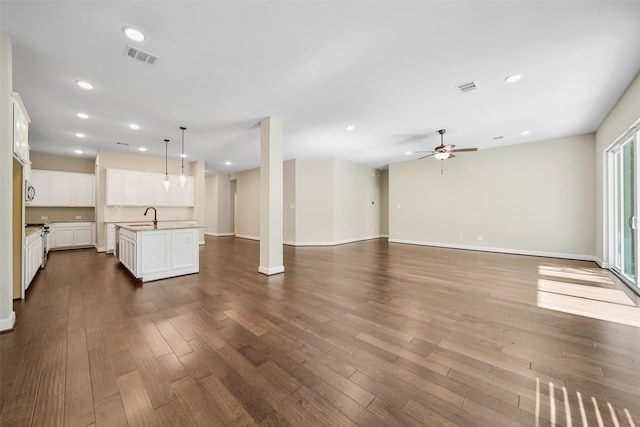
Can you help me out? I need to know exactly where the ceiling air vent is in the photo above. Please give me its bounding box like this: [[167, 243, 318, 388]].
[[456, 80, 477, 94], [123, 45, 159, 65]]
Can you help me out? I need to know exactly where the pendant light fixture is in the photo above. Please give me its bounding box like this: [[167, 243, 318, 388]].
[[177, 126, 189, 188], [162, 139, 171, 191]]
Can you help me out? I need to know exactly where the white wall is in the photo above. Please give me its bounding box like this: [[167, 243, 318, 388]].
[[595, 72, 640, 265], [0, 31, 15, 330], [389, 134, 596, 259]]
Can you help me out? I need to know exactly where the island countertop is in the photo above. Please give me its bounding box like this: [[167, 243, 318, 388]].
[[116, 222, 205, 232]]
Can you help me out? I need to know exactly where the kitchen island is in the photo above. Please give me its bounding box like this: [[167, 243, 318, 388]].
[[116, 222, 203, 282]]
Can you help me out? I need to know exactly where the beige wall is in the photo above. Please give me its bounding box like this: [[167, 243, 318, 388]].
[[595, 72, 640, 265], [95, 150, 200, 250], [283, 160, 296, 243], [389, 134, 596, 258], [295, 159, 334, 243], [380, 169, 389, 236], [12, 158, 22, 299], [333, 160, 382, 242], [30, 152, 94, 173], [1, 31, 15, 329], [204, 173, 233, 236], [230, 168, 261, 239]]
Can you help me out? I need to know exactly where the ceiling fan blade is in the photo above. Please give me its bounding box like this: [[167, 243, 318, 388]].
[[448, 153, 456, 158], [412, 150, 434, 154], [444, 144, 456, 150], [451, 148, 478, 152], [418, 154, 435, 160]]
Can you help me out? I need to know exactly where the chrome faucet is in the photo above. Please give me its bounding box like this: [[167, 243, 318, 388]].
[[144, 207, 158, 227]]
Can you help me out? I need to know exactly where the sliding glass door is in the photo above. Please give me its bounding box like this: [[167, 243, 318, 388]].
[[611, 132, 639, 291]]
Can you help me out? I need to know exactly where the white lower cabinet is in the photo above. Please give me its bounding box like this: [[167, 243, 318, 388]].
[[118, 228, 137, 275], [117, 227, 198, 282], [106, 224, 116, 253], [25, 230, 43, 289], [50, 222, 95, 249]]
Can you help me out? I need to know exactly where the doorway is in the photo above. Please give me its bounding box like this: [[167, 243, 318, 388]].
[[609, 129, 640, 293]]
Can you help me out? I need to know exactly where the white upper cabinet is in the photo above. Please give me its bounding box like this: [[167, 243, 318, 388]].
[[106, 168, 193, 207], [29, 169, 51, 206], [50, 172, 72, 206], [122, 171, 140, 206], [29, 170, 95, 207], [12, 92, 30, 165], [72, 173, 95, 206]]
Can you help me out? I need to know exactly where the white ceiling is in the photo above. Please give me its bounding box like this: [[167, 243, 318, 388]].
[[2, 1, 640, 174]]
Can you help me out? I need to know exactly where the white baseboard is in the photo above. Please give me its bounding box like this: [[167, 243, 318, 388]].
[[258, 265, 285, 275], [96, 246, 106, 253], [593, 257, 609, 268], [205, 232, 234, 237], [0, 311, 16, 332], [199, 240, 205, 245], [235, 234, 260, 241], [290, 235, 386, 247], [388, 238, 597, 262]]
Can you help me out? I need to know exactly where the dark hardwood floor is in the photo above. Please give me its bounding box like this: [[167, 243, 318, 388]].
[[1, 237, 639, 426]]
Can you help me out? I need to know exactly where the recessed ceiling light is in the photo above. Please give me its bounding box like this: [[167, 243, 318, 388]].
[[520, 130, 531, 135], [404, 151, 412, 156], [181, 154, 187, 158], [345, 125, 355, 131], [76, 112, 89, 119], [123, 26, 146, 42], [75, 80, 94, 90], [138, 147, 147, 152], [504, 74, 522, 83], [129, 123, 140, 130], [75, 133, 86, 138], [224, 161, 232, 166], [493, 136, 504, 140], [74, 149, 83, 154]]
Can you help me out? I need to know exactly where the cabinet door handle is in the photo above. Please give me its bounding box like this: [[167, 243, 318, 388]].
[[630, 216, 638, 230]]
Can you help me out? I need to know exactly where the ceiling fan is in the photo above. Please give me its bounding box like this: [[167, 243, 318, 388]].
[[414, 129, 478, 160]]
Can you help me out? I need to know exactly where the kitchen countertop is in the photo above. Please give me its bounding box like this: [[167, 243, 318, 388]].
[[25, 226, 43, 236], [117, 222, 204, 232]]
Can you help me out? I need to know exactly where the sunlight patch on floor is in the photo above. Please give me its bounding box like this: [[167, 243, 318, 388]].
[[535, 378, 638, 427], [537, 278, 636, 306], [536, 265, 639, 328], [538, 265, 615, 285]]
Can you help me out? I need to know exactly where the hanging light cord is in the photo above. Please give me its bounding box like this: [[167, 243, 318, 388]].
[[180, 126, 186, 174], [164, 139, 169, 179]]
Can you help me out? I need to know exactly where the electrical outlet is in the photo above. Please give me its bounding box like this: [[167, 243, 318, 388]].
[[41, 216, 48, 220], [75, 216, 82, 220], [477, 235, 483, 241], [396, 204, 401, 209], [459, 235, 463, 240], [396, 230, 400, 235], [289, 204, 295, 209]]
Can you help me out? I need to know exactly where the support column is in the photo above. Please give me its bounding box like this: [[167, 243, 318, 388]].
[[259, 116, 284, 275]]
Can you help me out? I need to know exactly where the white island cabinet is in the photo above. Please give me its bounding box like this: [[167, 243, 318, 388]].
[[117, 223, 200, 282]]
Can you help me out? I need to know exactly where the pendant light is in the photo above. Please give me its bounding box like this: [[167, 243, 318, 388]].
[[177, 126, 189, 188], [162, 139, 171, 191]]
